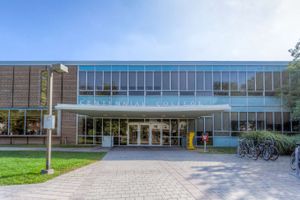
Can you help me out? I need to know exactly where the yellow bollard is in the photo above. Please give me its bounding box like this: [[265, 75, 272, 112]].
[[187, 131, 195, 150]]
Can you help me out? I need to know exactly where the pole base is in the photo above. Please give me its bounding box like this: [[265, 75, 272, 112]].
[[41, 169, 54, 175]]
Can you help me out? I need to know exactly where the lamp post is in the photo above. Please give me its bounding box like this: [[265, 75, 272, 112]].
[[41, 64, 68, 175]]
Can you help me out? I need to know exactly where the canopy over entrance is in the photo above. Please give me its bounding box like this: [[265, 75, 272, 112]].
[[55, 104, 231, 118]]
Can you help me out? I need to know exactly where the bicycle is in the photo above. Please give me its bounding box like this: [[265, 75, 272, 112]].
[[290, 143, 300, 171]]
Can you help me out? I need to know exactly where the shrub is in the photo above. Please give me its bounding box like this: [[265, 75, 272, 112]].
[[240, 131, 300, 155]]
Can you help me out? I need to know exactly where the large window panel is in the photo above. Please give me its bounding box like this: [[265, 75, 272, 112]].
[[103, 71, 111, 91], [120, 72, 127, 90], [0, 111, 8, 135], [247, 72, 255, 91], [196, 72, 204, 90], [205, 72, 212, 90], [282, 71, 289, 87], [256, 72, 263, 91], [103, 119, 111, 136], [78, 116, 86, 135], [213, 72, 221, 90], [171, 71, 178, 90], [257, 112, 265, 130], [180, 71, 186, 91], [231, 112, 238, 131], [79, 71, 86, 90], [162, 71, 170, 90], [274, 112, 282, 131], [154, 71, 161, 90], [146, 72, 153, 90], [265, 72, 272, 90], [87, 71, 94, 90], [230, 72, 238, 91], [95, 72, 103, 91], [238, 72, 246, 91], [26, 110, 41, 135], [187, 71, 195, 90], [111, 119, 119, 137], [223, 112, 230, 131], [112, 72, 119, 91], [222, 72, 229, 91], [266, 112, 273, 131], [273, 72, 281, 90], [248, 112, 256, 131], [95, 118, 102, 136], [10, 110, 25, 135], [239, 112, 247, 131], [214, 113, 221, 130], [137, 72, 144, 90], [129, 72, 136, 90]]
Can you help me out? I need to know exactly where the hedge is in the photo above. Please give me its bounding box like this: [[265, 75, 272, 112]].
[[240, 131, 300, 155]]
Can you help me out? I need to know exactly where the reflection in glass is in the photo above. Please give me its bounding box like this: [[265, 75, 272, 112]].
[[137, 72, 144, 90], [265, 72, 272, 90], [283, 112, 291, 132], [0, 111, 8, 135], [10, 110, 25, 135], [239, 72, 246, 91], [266, 112, 273, 131], [188, 71, 195, 90], [120, 72, 127, 90], [103, 119, 111, 136], [247, 72, 255, 91], [205, 72, 212, 90], [257, 112, 265, 130], [273, 72, 281, 90], [213, 72, 221, 90], [223, 112, 230, 131], [171, 72, 178, 90], [112, 72, 119, 90], [154, 72, 161, 90], [222, 72, 229, 90], [26, 110, 41, 135], [79, 71, 86, 90], [104, 72, 111, 91], [87, 71, 94, 90], [196, 72, 204, 90], [95, 72, 103, 91], [162, 72, 170, 90], [274, 112, 282, 131], [239, 112, 247, 131], [146, 72, 153, 90], [129, 72, 136, 90], [95, 118, 102, 136], [230, 72, 238, 90], [231, 112, 238, 131], [248, 112, 256, 131], [214, 113, 221, 130], [256, 72, 263, 91], [129, 125, 138, 144]]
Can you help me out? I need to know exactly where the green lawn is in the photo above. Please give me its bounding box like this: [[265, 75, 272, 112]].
[[0, 151, 106, 185], [197, 147, 236, 154]]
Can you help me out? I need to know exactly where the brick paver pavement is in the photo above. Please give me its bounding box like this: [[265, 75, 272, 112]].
[[0, 148, 299, 200]]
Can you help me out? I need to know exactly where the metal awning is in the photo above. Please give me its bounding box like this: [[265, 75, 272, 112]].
[[55, 104, 231, 118]]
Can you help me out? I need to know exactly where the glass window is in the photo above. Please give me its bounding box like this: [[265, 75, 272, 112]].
[[205, 72, 212, 90], [111, 119, 119, 136], [95, 118, 102, 136], [213, 72, 221, 90], [10, 110, 25, 135], [196, 117, 204, 136], [78, 116, 86, 135], [162, 119, 170, 145], [239, 112, 247, 131], [214, 113, 221, 130], [154, 72, 161, 90], [162, 71, 170, 90], [180, 71, 186, 91], [95, 72, 103, 91], [256, 72, 263, 91], [187, 71, 195, 90], [196, 72, 204, 90], [120, 72, 127, 90], [248, 112, 256, 131], [26, 110, 41, 135], [230, 72, 238, 91], [0, 110, 8, 135], [79, 71, 86, 90], [265, 72, 272, 90], [223, 112, 230, 131], [137, 72, 144, 90], [179, 119, 187, 138], [222, 72, 229, 91], [112, 72, 119, 91], [238, 72, 246, 91], [274, 112, 282, 131], [129, 72, 136, 90], [231, 112, 238, 131], [204, 118, 213, 136], [171, 71, 178, 90], [273, 72, 281, 90], [247, 72, 255, 91], [171, 119, 178, 137], [283, 112, 291, 132], [282, 71, 289, 86], [292, 119, 300, 132], [103, 72, 111, 91], [103, 119, 111, 136], [146, 72, 153, 90], [266, 112, 273, 131], [120, 119, 127, 137], [86, 117, 94, 136], [87, 71, 94, 90], [257, 112, 265, 130]]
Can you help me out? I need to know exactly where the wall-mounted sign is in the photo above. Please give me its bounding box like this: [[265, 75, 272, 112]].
[[43, 115, 55, 129]]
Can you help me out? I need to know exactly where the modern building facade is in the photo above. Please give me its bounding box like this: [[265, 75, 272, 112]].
[[0, 61, 298, 147]]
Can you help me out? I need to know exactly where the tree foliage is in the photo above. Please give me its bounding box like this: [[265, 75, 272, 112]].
[[281, 39, 300, 119]]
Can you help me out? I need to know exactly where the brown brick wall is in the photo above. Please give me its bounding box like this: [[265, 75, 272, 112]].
[[0, 67, 13, 107], [13, 66, 30, 107]]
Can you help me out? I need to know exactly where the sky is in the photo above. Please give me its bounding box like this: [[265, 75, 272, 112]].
[[0, 0, 299, 61]]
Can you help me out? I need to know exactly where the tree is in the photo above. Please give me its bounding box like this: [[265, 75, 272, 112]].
[[281, 39, 300, 119]]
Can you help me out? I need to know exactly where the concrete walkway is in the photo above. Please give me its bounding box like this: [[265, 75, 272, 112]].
[[0, 148, 299, 200]]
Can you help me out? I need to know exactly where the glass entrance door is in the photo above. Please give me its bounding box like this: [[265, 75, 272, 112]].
[[151, 124, 161, 145], [140, 125, 149, 145], [128, 125, 138, 145]]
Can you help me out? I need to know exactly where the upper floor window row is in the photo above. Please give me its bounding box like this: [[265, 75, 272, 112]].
[[78, 71, 289, 96]]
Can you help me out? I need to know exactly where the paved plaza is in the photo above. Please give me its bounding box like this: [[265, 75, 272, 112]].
[[0, 148, 299, 200]]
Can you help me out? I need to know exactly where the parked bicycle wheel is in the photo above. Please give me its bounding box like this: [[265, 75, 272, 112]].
[[270, 146, 279, 161], [263, 147, 271, 161]]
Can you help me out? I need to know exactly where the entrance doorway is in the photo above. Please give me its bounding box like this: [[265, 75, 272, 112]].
[[127, 122, 162, 146]]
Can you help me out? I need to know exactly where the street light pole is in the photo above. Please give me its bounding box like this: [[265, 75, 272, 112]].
[[41, 64, 68, 175]]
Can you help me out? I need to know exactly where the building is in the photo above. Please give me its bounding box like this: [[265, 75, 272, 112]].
[[0, 61, 298, 147]]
